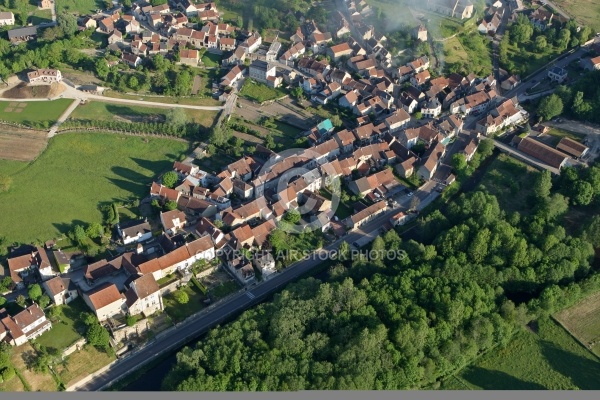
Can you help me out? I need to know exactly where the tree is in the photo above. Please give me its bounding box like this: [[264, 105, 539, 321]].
[[58, 11, 78, 37], [330, 115, 342, 128], [290, 86, 304, 99], [150, 0, 167, 5], [28, 284, 42, 302], [264, 134, 276, 150], [452, 153, 467, 174], [162, 171, 178, 188], [537, 94, 563, 121], [166, 108, 188, 128], [478, 139, 495, 159], [534, 36, 547, 52], [414, 111, 423, 120], [0, 296, 6, 307], [126, 315, 136, 326], [572, 91, 592, 119], [128, 75, 139, 90], [209, 124, 231, 147], [556, 29, 571, 50], [86, 222, 104, 239], [15, 294, 26, 308], [70, 224, 87, 243], [283, 209, 301, 224], [338, 241, 350, 262], [165, 200, 178, 211], [571, 181, 594, 206], [533, 170, 552, 198], [38, 295, 50, 309], [173, 289, 189, 304], [95, 58, 109, 79], [583, 215, 600, 248], [86, 323, 111, 350]]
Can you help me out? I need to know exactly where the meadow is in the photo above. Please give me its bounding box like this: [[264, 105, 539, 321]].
[[555, 291, 600, 357], [0, 132, 188, 244], [0, 99, 73, 127], [239, 80, 288, 103]]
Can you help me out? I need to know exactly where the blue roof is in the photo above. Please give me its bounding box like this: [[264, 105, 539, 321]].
[[317, 119, 334, 134]]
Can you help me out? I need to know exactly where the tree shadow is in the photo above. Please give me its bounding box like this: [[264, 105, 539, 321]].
[[52, 220, 89, 235], [129, 157, 174, 174], [107, 178, 146, 198], [462, 367, 547, 390], [541, 340, 600, 390], [21, 349, 37, 370]]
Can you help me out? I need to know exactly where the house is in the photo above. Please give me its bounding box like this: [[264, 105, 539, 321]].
[[249, 60, 277, 85], [125, 18, 141, 34], [0, 11, 14, 26], [240, 32, 262, 54], [220, 65, 245, 87], [408, 56, 430, 73], [390, 211, 409, 226], [476, 98, 524, 135], [384, 109, 411, 132], [556, 137, 589, 159], [39, 0, 52, 8], [220, 37, 236, 51], [344, 201, 387, 230], [463, 138, 479, 162], [180, 49, 199, 66], [150, 182, 181, 202], [334, 129, 356, 153], [83, 283, 125, 321], [338, 90, 359, 109], [122, 53, 142, 68], [411, 70, 431, 88], [501, 75, 521, 91], [418, 141, 446, 180], [226, 254, 255, 284], [52, 249, 84, 273], [98, 16, 117, 33], [400, 124, 441, 149], [27, 69, 62, 84], [0, 304, 52, 346], [252, 251, 276, 277], [583, 56, 600, 71], [160, 210, 187, 234], [7, 246, 53, 287], [7, 26, 38, 44], [43, 276, 78, 306], [117, 220, 152, 245], [529, 7, 562, 30], [124, 274, 162, 317], [107, 30, 123, 44], [327, 42, 353, 61], [427, 0, 474, 19], [478, 12, 502, 34], [548, 66, 567, 83], [414, 25, 427, 41], [421, 99, 442, 118], [348, 168, 398, 197], [517, 137, 569, 170]]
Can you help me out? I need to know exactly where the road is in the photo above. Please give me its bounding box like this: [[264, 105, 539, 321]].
[[69, 180, 438, 391], [49, 98, 81, 137], [492, 0, 512, 83]]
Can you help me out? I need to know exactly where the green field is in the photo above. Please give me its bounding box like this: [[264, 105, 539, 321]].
[[200, 52, 222, 68], [442, 317, 600, 390], [56, 0, 103, 14], [239, 80, 288, 103], [0, 99, 73, 127], [556, 291, 600, 357], [163, 285, 206, 323], [552, 0, 600, 32], [477, 153, 538, 214], [35, 298, 88, 351], [444, 36, 469, 68], [0, 132, 188, 244], [70, 101, 219, 130]]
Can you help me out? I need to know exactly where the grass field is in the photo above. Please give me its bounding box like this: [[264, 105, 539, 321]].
[[11, 343, 57, 391], [56, 345, 116, 387], [163, 285, 206, 323], [442, 317, 600, 390], [0, 133, 188, 244], [0, 99, 73, 127], [444, 36, 469, 68], [200, 52, 222, 68], [239, 80, 288, 103], [29, 8, 52, 24], [35, 298, 88, 352], [477, 153, 538, 214], [552, 0, 600, 32], [555, 291, 600, 357], [55, 0, 103, 14], [71, 101, 219, 130]]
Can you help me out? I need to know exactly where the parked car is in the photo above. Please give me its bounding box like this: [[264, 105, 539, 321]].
[[407, 192, 414, 197]]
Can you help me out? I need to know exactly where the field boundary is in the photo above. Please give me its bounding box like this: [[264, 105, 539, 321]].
[[56, 128, 191, 143], [552, 314, 600, 362]]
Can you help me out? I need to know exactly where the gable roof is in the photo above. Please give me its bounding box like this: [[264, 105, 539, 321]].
[[85, 283, 122, 311]]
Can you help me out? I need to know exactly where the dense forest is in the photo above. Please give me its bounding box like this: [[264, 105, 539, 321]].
[[551, 71, 600, 124], [163, 164, 600, 390]]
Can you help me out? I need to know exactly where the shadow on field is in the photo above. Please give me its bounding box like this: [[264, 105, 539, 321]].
[[53, 220, 88, 235], [130, 157, 175, 175], [541, 341, 600, 390], [461, 367, 546, 390]]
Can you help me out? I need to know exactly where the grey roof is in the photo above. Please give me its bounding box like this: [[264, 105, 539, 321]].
[[8, 26, 37, 39]]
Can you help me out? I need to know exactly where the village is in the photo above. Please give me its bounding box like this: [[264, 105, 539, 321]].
[[0, 0, 600, 391]]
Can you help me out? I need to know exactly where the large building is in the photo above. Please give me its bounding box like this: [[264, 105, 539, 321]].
[[249, 60, 280, 87], [0, 304, 52, 346], [517, 137, 569, 170], [27, 69, 62, 84], [0, 11, 14, 26]]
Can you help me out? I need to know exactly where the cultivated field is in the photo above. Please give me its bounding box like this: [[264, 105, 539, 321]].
[[552, 0, 600, 32], [0, 132, 188, 244], [555, 291, 600, 357], [0, 129, 49, 161], [1, 82, 65, 100], [441, 317, 600, 390]]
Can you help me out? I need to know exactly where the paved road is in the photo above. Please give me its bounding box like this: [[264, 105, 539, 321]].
[[69, 180, 437, 391], [49, 98, 81, 137]]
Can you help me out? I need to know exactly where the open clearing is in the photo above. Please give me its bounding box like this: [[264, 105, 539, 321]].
[[551, 0, 600, 32], [1, 82, 65, 100], [0, 128, 49, 161], [71, 101, 219, 130], [55, 0, 102, 15], [441, 317, 600, 390], [239, 80, 288, 103], [56, 345, 116, 388], [11, 343, 57, 391], [0, 132, 188, 244], [555, 291, 600, 357]]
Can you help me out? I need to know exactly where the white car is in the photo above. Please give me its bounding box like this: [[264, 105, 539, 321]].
[[407, 192, 413, 197]]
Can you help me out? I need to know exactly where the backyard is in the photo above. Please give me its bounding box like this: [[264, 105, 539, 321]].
[[0, 132, 188, 244], [440, 317, 600, 390], [35, 298, 89, 352], [55, 0, 103, 15], [239, 80, 288, 103], [0, 99, 73, 128], [163, 284, 206, 323]]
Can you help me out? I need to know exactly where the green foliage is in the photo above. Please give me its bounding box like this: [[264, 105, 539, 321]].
[[164, 200, 178, 211], [571, 181, 594, 206], [162, 171, 179, 189], [0, 277, 13, 292], [533, 170, 552, 198], [537, 94, 563, 121], [583, 215, 600, 248], [173, 289, 190, 304], [38, 295, 51, 309], [15, 294, 26, 308], [86, 222, 104, 239], [190, 277, 207, 295], [57, 11, 78, 37], [28, 284, 43, 302], [86, 322, 111, 350], [126, 315, 136, 327], [166, 108, 188, 128]]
